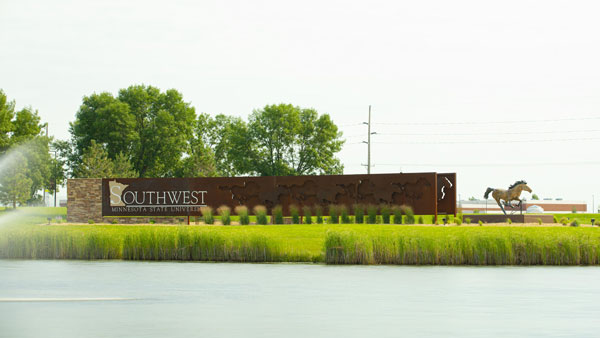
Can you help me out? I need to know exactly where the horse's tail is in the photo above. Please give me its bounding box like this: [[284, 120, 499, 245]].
[[484, 187, 494, 199]]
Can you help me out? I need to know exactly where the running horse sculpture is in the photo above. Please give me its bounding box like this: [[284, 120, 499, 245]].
[[484, 180, 532, 216]]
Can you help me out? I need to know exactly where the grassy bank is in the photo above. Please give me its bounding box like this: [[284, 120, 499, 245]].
[[1, 208, 600, 265], [324, 227, 600, 265]]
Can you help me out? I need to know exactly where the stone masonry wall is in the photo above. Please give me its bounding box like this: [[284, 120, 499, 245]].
[[67, 178, 103, 223], [67, 179, 189, 224]]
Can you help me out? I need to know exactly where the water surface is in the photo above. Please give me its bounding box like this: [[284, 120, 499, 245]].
[[1, 260, 599, 338]]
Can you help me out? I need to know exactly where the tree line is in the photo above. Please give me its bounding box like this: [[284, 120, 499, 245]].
[[0, 85, 345, 207]]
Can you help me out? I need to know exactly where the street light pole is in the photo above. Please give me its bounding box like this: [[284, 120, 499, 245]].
[[54, 150, 57, 208]]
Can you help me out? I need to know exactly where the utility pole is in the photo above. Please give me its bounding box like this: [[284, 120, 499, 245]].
[[361, 105, 376, 174], [367, 105, 371, 174]]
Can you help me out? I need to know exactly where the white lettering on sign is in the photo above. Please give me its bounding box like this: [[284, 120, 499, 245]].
[[107, 180, 208, 211]]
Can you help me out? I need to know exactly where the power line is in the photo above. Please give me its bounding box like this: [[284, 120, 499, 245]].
[[372, 116, 600, 126], [339, 123, 365, 127], [362, 161, 600, 167], [371, 136, 600, 145], [375, 129, 600, 137], [346, 161, 600, 167]]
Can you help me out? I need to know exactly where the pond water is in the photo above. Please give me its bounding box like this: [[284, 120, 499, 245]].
[[1, 260, 599, 338]]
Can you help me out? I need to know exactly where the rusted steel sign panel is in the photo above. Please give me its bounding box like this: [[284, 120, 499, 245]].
[[102, 172, 456, 217], [437, 173, 457, 216]]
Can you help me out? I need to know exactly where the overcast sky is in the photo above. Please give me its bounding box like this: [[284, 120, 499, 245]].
[[1, 0, 599, 209]]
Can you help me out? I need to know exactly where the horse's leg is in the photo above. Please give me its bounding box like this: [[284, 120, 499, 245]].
[[496, 198, 506, 216]]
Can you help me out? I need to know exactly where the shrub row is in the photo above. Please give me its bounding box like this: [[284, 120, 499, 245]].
[[192, 204, 418, 225]]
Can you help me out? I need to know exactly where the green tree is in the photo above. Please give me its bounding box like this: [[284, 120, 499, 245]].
[[532, 194, 539, 200], [20, 136, 52, 203], [70, 92, 136, 163], [70, 85, 198, 177], [12, 107, 44, 143], [0, 90, 15, 153], [111, 152, 138, 178], [51, 139, 77, 179], [75, 140, 114, 178], [239, 104, 344, 176], [0, 152, 32, 208], [194, 113, 250, 176], [175, 145, 218, 177]]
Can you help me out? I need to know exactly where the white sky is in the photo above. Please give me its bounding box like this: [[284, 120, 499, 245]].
[[1, 0, 599, 210]]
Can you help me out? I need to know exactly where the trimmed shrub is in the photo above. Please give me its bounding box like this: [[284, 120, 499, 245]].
[[289, 204, 300, 224], [418, 216, 424, 224], [380, 204, 391, 224], [315, 205, 323, 224], [201, 206, 214, 224], [272, 205, 284, 225], [254, 205, 268, 225], [473, 209, 480, 214], [506, 218, 512, 224], [553, 215, 559, 223], [537, 218, 542, 225], [329, 205, 340, 224], [465, 217, 471, 224], [88, 219, 94, 224], [478, 220, 483, 226], [235, 206, 249, 225], [570, 219, 580, 227], [111, 219, 118, 224], [392, 206, 403, 224], [354, 204, 365, 224], [366, 204, 378, 224], [560, 217, 568, 226], [218, 205, 231, 225], [149, 219, 155, 224], [455, 217, 462, 225], [302, 206, 312, 224], [340, 205, 351, 224]]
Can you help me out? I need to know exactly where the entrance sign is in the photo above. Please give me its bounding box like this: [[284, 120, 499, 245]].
[[101, 173, 456, 217]]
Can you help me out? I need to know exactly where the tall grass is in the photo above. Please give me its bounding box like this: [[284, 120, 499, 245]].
[[340, 205, 351, 224], [328, 205, 339, 224], [402, 205, 415, 224], [3, 221, 600, 265], [272, 205, 284, 225], [380, 204, 391, 224], [218, 205, 231, 225], [315, 205, 323, 224], [302, 206, 312, 225], [253, 205, 268, 225], [201, 206, 214, 225], [392, 206, 403, 224], [289, 204, 300, 224], [366, 204, 377, 224], [235, 206, 249, 225], [353, 204, 364, 224], [324, 228, 600, 265], [0, 226, 314, 262]]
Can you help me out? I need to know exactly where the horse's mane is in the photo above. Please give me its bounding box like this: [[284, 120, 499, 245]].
[[508, 180, 527, 189]]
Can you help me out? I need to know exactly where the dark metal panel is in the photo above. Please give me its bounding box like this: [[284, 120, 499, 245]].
[[436, 173, 457, 216], [101, 172, 446, 217]]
